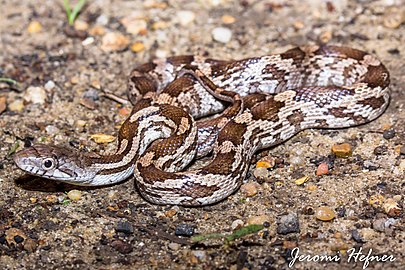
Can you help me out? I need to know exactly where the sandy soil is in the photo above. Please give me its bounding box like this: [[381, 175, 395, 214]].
[[0, 0, 404, 269]]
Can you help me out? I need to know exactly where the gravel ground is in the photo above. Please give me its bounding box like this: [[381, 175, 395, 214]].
[[0, 0, 404, 269]]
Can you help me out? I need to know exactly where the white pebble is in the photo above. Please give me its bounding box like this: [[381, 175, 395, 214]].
[[155, 49, 168, 58], [231, 219, 244, 230], [45, 125, 60, 135], [67, 190, 82, 201], [96, 15, 109, 26], [44, 80, 55, 91], [24, 86, 46, 104], [191, 250, 207, 261], [176, 10, 195, 26], [211, 27, 232, 43], [82, 37, 95, 46]]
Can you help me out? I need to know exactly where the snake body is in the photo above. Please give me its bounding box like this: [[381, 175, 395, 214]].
[[14, 45, 390, 206]]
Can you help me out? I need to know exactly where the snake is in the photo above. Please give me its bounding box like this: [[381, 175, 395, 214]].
[[13, 45, 390, 206]]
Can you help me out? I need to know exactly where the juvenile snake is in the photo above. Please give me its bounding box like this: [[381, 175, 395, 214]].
[[13, 45, 390, 206]]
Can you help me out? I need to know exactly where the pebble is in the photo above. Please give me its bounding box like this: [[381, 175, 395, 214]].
[[276, 212, 300, 235], [363, 160, 379, 170], [373, 145, 388, 155], [80, 98, 96, 110], [383, 198, 401, 217], [152, 21, 168, 30], [293, 20, 304, 30], [8, 99, 24, 112], [176, 10, 196, 26], [331, 143, 352, 157], [231, 219, 244, 230], [27, 21, 42, 33], [351, 229, 365, 243], [240, 182, 259, 197], [24, 86, 46, 104], [247, 215, 269, 225], [383, 7, 404, 29], [89, 25, 106, 36], [212, 27, 232, 43], [191, 250, 207, 261], [82, 88, 99, 101], [400, 146, 405, 155], [369, 194, 384, 208], [175, 224, 194, 236], [383, 129, 395, 139], [165, 206, 179, 218], [315, 206, 335, 221], [23, 238, 38, 252], [0, 96, 6, 114], [120, 17, 147, 35], [101, 32, 129, 52], [256, 156, 275, 169], [90, 134, 115, 144], [67, 190, 82, 201], [115, 220, 134, 234], [155, 49, 168, 58], [372, 218, 386, 232], [44, 80, 56, 91], [5, 228, 26, 245], [130, 42, 145, 53], [82, 37, 95, 46], [253, 167, 270, 180], [96, 14, 109, 26], [168, 242, 180, 251], [46, 195, 58, 203], [316, 162, 329, 176], [221, 15, 236, 24], [111, 239, 133, 254], [74, 20, 89, 31], [295, 175, 309, 185], [45, 125, 59, 135]]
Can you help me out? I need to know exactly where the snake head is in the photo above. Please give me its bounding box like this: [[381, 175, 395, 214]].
[[13, 144, 98, 184]]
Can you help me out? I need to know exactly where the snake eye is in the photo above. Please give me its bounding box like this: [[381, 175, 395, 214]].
[[42, 158, 55, 170]]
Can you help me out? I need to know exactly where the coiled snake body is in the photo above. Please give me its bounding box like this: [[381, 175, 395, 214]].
[[14, 45, 390, 206]]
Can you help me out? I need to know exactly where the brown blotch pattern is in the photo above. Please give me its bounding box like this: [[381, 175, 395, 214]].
[[217, 120, 248, 145], [250, 97, 285, 122], [362, 64, 390, 89], [179, 182, 221, 199], [357, 96, 386, 110], [287, 109, 305, 127]]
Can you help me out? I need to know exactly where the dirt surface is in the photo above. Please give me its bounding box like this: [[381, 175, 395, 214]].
[[0, 0, 404, 269]]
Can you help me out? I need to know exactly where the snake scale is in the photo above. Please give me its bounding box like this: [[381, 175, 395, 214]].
[[14, 45, 390, 206]]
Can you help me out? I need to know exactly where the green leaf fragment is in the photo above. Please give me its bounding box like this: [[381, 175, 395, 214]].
[[191, 224, 264, 243]]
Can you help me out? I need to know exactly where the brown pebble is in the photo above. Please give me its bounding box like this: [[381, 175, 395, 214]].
[[111, 239, 133, 254], [369, 194, 385, 208], [331, 143, 352, 157], [130, 42, 146, 52], [5, 228, 27, 245], [315, 206, 335, 221], [0, 96, 6, 114], [101, 32, 129, 52], [165, 207, 178, 218], [23, 238, 38, 252], [27, 21, 42, 33], [316, 162, 329, 176], [383, 198, 401, 217], [89, 25, 106, 36], [221, 15, 236, 24], [253, 167, 270, 180], [247, 215, 269, 225], [256, 155, 276, 169], [240, 182, 259, 197]]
